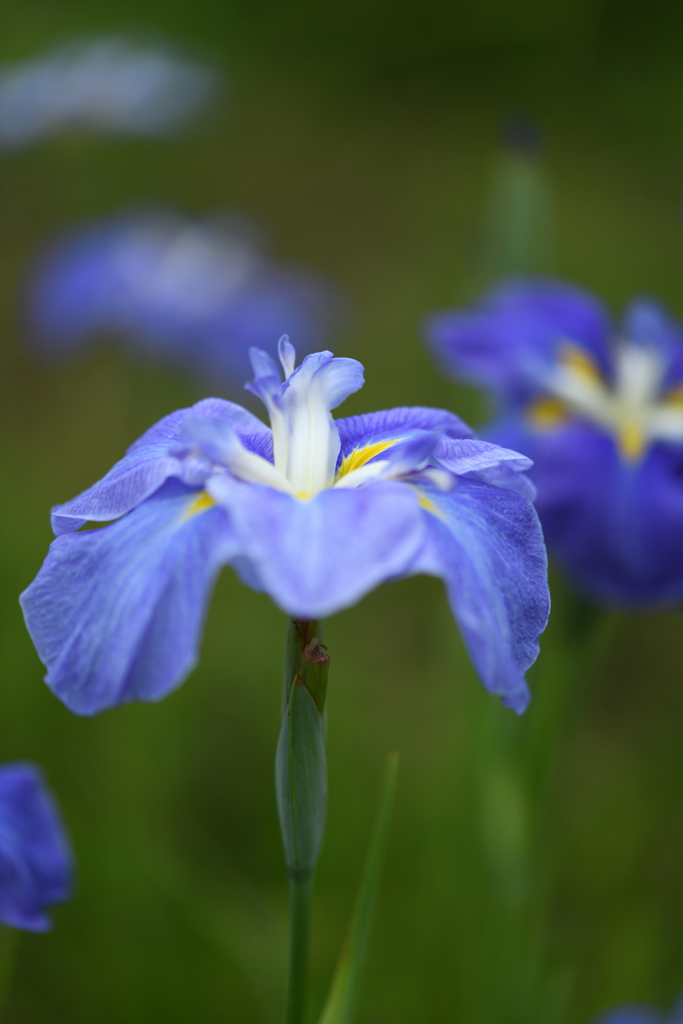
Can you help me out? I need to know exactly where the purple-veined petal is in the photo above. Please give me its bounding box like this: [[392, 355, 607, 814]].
[[410, 478, 549, 712], [425, 277, 612, 405], [434, 437, 536, 498], [490, 417, 683, 606], [337, 407, 474, 460], [22, 481, 235, 715], [380, 430, 441, 475], [207, 476, 425, 618], [0, 763, 73, 932], [335, 430, 443, 490], [51, 398, 271, 535]]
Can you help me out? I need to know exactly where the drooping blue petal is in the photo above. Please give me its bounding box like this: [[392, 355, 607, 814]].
[[410, 477, 549, 712], [21, 482, 235, 715], [434, 437, 536, 498], [51, 398, 270, 535], [337, 406, 474, 458], [0, 763, 73, 932], [489, 417, 683, 605], [425, 278, 612, 405], [207, 476, 425, 618]]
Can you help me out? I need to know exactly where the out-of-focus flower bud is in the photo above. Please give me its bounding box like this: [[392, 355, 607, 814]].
[[276, 620, 330, 880], [482, 115, 555, 280]]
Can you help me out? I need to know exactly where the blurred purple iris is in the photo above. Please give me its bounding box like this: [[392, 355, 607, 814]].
[[25, 210, 348, 390], [0, 763, 72, 931], [0, 36, 222, 152], [595, 993, 683, 1024], [21, 339, 549, 717], [426, 279, 683, 605]]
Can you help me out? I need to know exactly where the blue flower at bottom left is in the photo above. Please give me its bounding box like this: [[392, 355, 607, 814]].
[[0, 763, 73, 931], [594, 993, 683, 1024]]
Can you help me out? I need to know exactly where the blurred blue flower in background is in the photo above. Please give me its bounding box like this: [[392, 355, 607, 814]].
[[25, 210, 348, 390], [0, 36, 222, 153], [595, 993, 683, 1023], [0, 763, 72, 932], [426, 278, 683, 605], [21, 339, 549, 717]]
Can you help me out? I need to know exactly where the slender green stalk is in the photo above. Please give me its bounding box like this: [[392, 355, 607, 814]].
[[285, 875, 314, 1024]]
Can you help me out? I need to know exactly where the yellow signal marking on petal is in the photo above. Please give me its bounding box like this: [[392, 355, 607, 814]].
[[618, 422, 646, 462], [180, 491, 216, 522], [336, 438, 402, 480], [662, 384, 683, 407], [526, 396, 568, 429], [559, 342, 604, 383], [417, 491, 442, 517]]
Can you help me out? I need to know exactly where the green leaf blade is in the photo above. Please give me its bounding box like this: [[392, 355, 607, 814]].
[[317, 752, 399, 1024]]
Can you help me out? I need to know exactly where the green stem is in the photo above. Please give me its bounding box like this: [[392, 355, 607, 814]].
[[285, 875, 314, 1024]]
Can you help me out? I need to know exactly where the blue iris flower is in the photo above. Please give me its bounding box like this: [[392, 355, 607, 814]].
[[595, 993, 683, 1024], [21, 339, 549, 716], [26, 210, 347, 389], [0, 36, 222, 153], [426, 278, 683, 605], [0, 763, 73, 931]]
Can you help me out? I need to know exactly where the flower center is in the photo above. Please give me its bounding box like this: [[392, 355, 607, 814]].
[[245, 338, 366, 496], [188, 341, 445, 501], [528, 341, 683, 461]]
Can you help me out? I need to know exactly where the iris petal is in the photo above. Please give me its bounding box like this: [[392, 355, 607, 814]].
[[51, 398, 271, 535], [435, 437, 536, 498], [411, 478, 549, 712], [623, 298, 683, 390], [337, 407, 473, 459], [208, 476, 425, 618], [493, 417, 683, 605], [285, 350, 365, 412], [425, 278, 612, 404], [0, 763, 72, 932], [22, 482, 235, 714]]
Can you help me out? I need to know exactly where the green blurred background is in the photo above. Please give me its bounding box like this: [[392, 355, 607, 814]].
[[2, 0, 683, 1021]]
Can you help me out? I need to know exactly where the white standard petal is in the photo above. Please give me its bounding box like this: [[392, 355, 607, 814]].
[[278, 334, 296, 378], [282, 353, 364, 495]]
